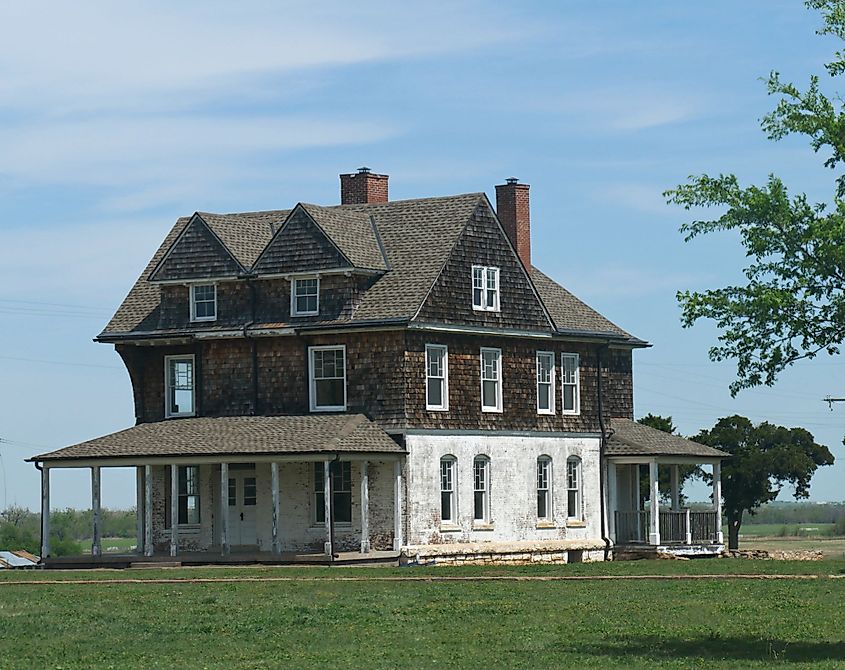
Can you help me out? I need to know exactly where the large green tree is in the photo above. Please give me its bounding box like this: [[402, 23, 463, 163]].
[[636, 414, 702, 506], [694, 415, 834, 550], [666, 1, 845, 396]]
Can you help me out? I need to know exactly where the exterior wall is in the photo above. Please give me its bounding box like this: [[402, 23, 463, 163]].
[[150, 460, 396, 553], [253, 208, 347, 275], [404, 433, 602, 546]]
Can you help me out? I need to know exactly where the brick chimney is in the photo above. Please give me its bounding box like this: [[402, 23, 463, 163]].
[[340, 167, 389, 204], [495, 177, 531, 269]]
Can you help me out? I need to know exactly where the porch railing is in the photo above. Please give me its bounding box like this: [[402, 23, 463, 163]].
[[614, 510, 719, 545]]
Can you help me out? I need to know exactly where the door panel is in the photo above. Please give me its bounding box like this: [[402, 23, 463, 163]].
[[226, 472, 257, 546]]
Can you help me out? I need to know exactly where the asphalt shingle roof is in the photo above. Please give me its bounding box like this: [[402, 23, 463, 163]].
[[607, 418, 729, 459], [32, 415, 403, 462]]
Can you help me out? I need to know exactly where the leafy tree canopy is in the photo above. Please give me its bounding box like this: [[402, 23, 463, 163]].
[[666, 0, 845, 396]]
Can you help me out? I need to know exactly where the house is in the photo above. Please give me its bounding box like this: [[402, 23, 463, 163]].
[[30, 169, 727, 566]]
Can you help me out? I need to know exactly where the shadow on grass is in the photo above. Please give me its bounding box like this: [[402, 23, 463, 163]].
[[581, 635, 845, 663]]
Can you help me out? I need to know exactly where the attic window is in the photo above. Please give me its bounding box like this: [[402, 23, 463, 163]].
[[190, 284, 216, 322], [472, 265, 500, 312], [292, 276, 320, 316]]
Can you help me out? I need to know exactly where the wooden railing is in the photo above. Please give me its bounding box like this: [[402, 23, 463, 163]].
[[615, 510, 719, 545], [690, 510, 718, 543], [615, 510, 649, 543]]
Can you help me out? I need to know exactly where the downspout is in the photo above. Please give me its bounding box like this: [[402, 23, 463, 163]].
[[596, 344, 614, 561]]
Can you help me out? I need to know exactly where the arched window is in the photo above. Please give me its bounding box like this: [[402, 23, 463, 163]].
[[473, 455, 490, 522], [537, 456, 552, 520], [440, 456, 457, 523], [567, 457, 582, 520]]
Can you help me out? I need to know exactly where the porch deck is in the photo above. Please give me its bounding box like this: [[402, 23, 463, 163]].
[[42, 550, 400, 570]]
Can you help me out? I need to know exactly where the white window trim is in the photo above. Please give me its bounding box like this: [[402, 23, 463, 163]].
[[537, 456, 553, 521], [425, 344, 449, 411], [308, 345, 347, 412], [312, 462, 353, 528], [480, 347, 503, 413], [439, 455, 457, 525], [471, 265, 500, 312], [291, 275, 320, 317], [536, 351, 556, 415], [189, 284, 217, 323], [473, 455, 491, 523], [164, 354, 196, 418], [567, 456, 582, 521], [561, 352, 581, 416]]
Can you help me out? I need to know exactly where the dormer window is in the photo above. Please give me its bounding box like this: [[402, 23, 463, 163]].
[[472, 265, 499, 311], [190, 284, 216, 322], [292, 276, 320, 316]]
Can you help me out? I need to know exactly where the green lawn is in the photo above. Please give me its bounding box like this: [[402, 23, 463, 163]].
[[2, 562, 844, 669]]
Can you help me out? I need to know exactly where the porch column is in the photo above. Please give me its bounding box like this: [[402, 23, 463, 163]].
[[135, 467, 144, 555], [40, 465, 50, 559], [648, 459, 660, 545], [670, 464, 680, 511], [323, 460, 332, 557], [170, 464, 178, 557], [144, 465, 153, 557], [220, 463, 230, 556], [393, 460, 404, 551], [607, 462, 617, 542], [684, 508, 692, 545], [91, 466, 102, 558], [270, 462, 281, 555], [360, 461, 370, 554], [713, 461, 724, 544]]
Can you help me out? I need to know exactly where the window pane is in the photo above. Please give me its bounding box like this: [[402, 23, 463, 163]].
[[228, 478, 236, 507], [244, 477, 257, 506], [563, 385, 575, 411], [335, 492, 352, 523], [474, 491, 485, 520], [316, 379, 344, 407], [537, 491, 547, 519], [538, 384, 550, 411], [314, 463, 324, 492], [482, 380, 497, 407], [441, 491, 452, 522], [473, 287, 483, 306], [568, 489, 577, 517], [427, 379, 443, 407]]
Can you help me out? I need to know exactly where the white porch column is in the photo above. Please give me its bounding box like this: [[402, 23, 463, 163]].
[[91, 466, 102, 558], [684, 508, 692, 545], [670, 464, 680, 511], [607, 461, 617, 542], [393, 460, 404, 551], [360, 461, 370, 554], [135, 467, 144, 555], [220, 463, 230, 556], [144, 465, 153, 557], [270, 462, 281, 555], [713, 461, 724, 544], [323, 460, 332, 557], [170, 464, 178, 557], [40, 466, 50, 560], [648, 459, 660, 545]]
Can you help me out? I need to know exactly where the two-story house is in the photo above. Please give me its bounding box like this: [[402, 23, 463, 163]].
[[31, 169, 727, 566]]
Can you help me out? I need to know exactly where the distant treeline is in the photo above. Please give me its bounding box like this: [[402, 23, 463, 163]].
[[741, 502, 845, 525], [0, 506, 137, 557]]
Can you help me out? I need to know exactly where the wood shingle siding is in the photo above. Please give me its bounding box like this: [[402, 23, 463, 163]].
[[252, 208, 350, 275], [149, 215, 243, 281]]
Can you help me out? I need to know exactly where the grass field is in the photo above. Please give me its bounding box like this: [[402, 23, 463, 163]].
[[2, 561, 844, 669]]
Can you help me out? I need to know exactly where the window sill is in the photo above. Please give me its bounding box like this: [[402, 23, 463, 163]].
[[472, 523, 494, 531], [562, 411, 581, 417], [535, 521, 557, 529], [310, 407, 347, 413], [190, 317, 217, 323], [537, 411, 555, 416], [439, 524, 462, 533], [566, 520, 586, 528], [165, 413, 196, 420], [177, 524, 202, 533], [292, 312, 320, 318], [426, 407, 449, 412], [481, 408, 503, 414]]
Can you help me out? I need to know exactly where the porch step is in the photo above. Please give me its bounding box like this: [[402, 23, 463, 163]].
[[129, 561, 182, 569]]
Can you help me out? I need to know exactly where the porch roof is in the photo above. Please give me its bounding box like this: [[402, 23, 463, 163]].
[[30, 414, 404, 463], [607, 418, 728, 459]]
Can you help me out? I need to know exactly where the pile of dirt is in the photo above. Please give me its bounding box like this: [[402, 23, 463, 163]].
[[727, 549, 824, 561]]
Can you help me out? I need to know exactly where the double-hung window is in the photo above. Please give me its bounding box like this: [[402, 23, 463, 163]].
[[426, 344, 448, 411], [561, 353, 580, 414], [473, 456, 490, 522], [165, 355, 195, 417], [314, 462, 352, 524], [480, 348, 503, 412], [537, 457, 552, 521], [292, 276, 319, 316], [440, 456, 456, 524], [536, 351, 555, 414], [309, 346, 346, 412], [178, 466, 201, 524], [567, 457, 582, 520], [472, 265, 500, 311], [190, 284, 216, 322]]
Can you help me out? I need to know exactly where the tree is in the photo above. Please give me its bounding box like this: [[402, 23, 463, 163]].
[[694, 415, 834, 550], [665, 1, 845, 396], [636, 414, 703, 506]]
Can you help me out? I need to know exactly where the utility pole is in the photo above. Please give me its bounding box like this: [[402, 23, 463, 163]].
[[823, 396, 845, 410]]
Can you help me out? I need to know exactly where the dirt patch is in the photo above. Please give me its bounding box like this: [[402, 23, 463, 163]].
[[728, 549, 824, 561]]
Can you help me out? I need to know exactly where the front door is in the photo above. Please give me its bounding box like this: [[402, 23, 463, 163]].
[[227, 471, 257, 546]]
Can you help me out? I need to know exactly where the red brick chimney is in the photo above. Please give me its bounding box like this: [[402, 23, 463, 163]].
[[495, 177, 531, 269], [340, 167, 389, 204]]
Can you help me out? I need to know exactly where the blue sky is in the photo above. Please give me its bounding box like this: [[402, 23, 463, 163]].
[[1, 1, 843, 509]]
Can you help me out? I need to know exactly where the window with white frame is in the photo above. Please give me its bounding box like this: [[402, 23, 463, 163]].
[[473, 455, 490, 522], [440, 456, 456, 523], [314, 462, 352, 524], [480, 348, 503, 412], [537, 457, 552, 521], [426, 344, 448, 411], [536, 351, 555, 414], [165, 355, 195, 417], [292, 276, 319, 316], [178, 466, 201, 524], [190, 284, 216, 322], [567, 457, 582, 520], [561, 353, 580, 414], [309, 346, 346, 411], [472, 265, 500, 311]]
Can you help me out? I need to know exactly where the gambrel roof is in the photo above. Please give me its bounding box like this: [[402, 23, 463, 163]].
[[100, 192, 639, 343]]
